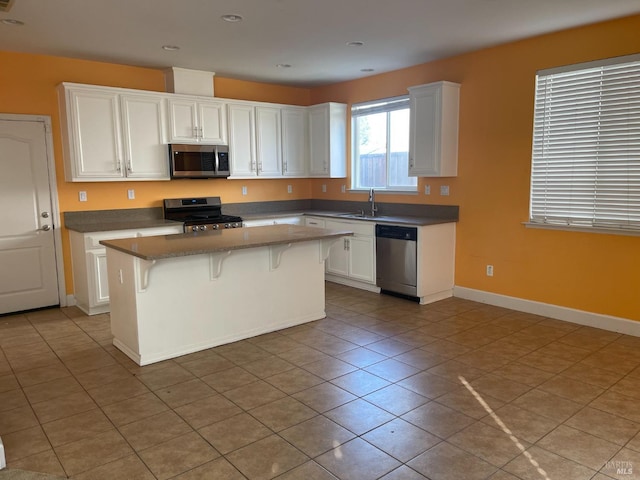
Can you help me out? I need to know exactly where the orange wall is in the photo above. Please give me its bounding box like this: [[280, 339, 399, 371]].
[[312, 14, 640, 320], [2, 13, 640, 320], [0, 51, 313, 294]]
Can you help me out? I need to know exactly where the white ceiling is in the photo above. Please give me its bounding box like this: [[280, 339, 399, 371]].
[[1, 0, 639, 87]]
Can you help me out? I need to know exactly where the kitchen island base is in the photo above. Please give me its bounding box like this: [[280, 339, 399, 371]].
[[106, 239, 328, 366]]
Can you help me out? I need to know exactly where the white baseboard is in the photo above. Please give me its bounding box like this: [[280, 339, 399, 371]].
[[0, 435, 6, 469], [326, 275, 381, 293], [66, 295, 77, 307], [453, 286, 640, 337]]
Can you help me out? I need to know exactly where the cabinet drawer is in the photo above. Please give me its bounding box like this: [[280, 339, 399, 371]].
[[324, 219, 374, 236], [305, 217, 326, 228]]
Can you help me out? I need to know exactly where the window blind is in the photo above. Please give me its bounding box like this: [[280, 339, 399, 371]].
[[530, 55, 640, 231], [351, 95, 409, 117]]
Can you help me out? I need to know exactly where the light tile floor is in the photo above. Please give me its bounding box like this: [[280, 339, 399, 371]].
[[1, 283, 640, 479]]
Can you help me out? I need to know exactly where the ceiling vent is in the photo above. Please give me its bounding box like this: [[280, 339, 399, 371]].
[[0, 0, 15, 12], [164, 67, 215, 97]]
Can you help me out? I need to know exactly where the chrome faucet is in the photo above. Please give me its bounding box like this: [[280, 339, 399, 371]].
[[369, 188, 377, 217]]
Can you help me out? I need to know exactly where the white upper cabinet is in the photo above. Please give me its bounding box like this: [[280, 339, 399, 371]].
[[408, 81, 460, 177], [255, 106, 282, 177], [308, 102, 347, 178], [167, 97, 227, 144], [58, 83, 170, 181], [227, 103, 257, 177], [120, 94, 169, 179], [282, 106, 308, 177]]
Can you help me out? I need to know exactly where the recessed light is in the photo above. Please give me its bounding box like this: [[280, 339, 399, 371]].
[[347, 41, 364, 47], [1, 18, 24, 26], [221, 14, 243, 23], [276, 63, 292, 68], [162, 45, 180, 51], [361, 68, 375, 72]]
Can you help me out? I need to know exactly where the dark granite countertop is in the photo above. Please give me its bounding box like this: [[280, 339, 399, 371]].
[[100, 224, 353, 261]]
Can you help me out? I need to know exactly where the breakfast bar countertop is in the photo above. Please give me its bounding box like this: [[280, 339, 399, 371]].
[[100, 224, 353, 261]]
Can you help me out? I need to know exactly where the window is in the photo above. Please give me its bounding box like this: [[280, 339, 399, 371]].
[[351, 96, 416, 191], [530, 54, 640, 232]]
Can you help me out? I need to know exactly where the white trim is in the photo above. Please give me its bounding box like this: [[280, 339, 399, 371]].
[[0, 434, 5, 469], [454, 286, 640, 337], [0, 114, 67, 308], [326, 275, 381, 293]]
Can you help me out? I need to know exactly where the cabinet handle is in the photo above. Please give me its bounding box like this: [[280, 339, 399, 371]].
[[126, 162, 132, 174], [198, 126, 203, 139], [283, 161, 287, 172], [258, 162, 263, 172], [409, 158, 414, 168], [251, 161, 257, 171], [116, 161, 122, 173]]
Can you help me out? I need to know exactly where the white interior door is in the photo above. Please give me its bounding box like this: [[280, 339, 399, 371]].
[[0, 119, 59, 314]]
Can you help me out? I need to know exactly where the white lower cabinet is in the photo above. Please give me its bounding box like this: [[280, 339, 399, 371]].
[[69, 225, 183, 315], [307, 217, 376, 289]]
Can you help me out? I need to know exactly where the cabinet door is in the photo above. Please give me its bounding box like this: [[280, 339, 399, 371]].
[[308, 105, 329, 176], [120, 94, 169, 180], [88, 250, 110, 307], [198, 101, 227, 144], [409, 85, 439, 176], [255, 106, 282, 176], [167, 98, 199, 142], [348, 235, 375, 284], [325, 219, 349, 277], [67, 88, 124, 179], [408, 82, 459, 177], [228, 104, 257, 176], [282, 107, 308, 176]]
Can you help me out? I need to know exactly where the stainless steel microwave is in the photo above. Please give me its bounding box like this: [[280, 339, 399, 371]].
[[169, 144, 230, 179]]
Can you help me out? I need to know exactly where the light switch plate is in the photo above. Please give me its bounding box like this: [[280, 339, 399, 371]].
[[242, 186, 248, 195], [79, 191, 87, 202], [341, 185, 346, 193], [127, 189, 135, 200], [424, 185, 431, 195], [440, 185, 450, 196], [287, 185, 293, 194], [322, 184, 327, 193]]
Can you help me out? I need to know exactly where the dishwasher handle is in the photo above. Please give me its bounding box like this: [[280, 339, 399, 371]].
[[375, 224, 417, 241]]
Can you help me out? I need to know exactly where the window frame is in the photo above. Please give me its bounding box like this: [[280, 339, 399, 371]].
[[529, 53, 640, 235], [350, 95, 416, 193]]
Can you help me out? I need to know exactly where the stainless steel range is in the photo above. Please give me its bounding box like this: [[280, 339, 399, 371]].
[[163, 197, 243, 232]]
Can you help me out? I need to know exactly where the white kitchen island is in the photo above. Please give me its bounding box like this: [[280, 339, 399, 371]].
[[101, 224, 352, 366]]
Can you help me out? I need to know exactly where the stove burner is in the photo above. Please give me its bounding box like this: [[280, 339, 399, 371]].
[[163, 197, 243, 232]]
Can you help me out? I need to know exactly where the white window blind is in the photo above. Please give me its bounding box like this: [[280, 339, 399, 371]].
[[530, 55, 640, 232]]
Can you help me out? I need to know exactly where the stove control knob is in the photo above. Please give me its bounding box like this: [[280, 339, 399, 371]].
[[191, 226, 198, 232], [199, 225, 206, 231], [212, 224, 219, 230], [224, 223, 230, 229]]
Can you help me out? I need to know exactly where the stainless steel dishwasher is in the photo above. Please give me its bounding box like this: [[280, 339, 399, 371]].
[[375, 224, 418, 298]]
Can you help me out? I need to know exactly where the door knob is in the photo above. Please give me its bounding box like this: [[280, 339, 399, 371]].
[[39, 225, 51, 231], [41, 212, 49, 218]]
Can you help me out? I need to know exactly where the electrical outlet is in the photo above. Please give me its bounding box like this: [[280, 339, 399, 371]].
[[287, 185, 293, 194], [486, 265, 494, 277], [341, 185, 346, 193], [79, 191, 87, 202], [242, 186, 248, 196], [440, 185, 450, 196], [424, 185, 431, 195], [127, 189, 135, 200], [322, 184, 327, 193]]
